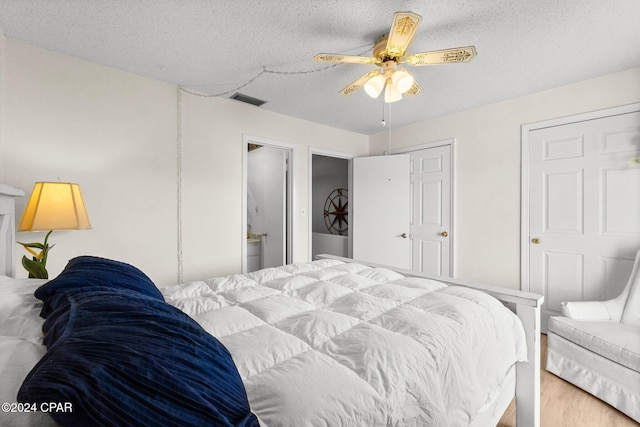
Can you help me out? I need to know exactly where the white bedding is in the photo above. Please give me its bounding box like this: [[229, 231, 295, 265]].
[[0, 275, 55, 427], [0, 259, 527, 427], [162, 259, 527, 426]]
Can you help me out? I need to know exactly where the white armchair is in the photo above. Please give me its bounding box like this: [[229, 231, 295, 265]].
[[546, 250, 640, 422]]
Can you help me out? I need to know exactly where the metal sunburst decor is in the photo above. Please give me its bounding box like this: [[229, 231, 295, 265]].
[[324, 189, 348, 235]]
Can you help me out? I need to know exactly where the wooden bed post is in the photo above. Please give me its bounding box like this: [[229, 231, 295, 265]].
[[516, 303, 541, 427]]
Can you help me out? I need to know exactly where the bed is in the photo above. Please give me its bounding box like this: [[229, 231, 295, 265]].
[[0, 184, 543, 426]]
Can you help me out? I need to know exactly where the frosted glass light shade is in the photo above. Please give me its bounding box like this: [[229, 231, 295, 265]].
[[392, 69, 414, 94], [18, 182, 91, 231], [384, 81, 402, 103], [364, 74, 386, 98]]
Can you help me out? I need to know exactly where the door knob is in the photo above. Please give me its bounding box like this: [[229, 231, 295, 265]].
[[531, 238, 540, 244], [441, 231, 449, 237], [400, 233, 408, 238]]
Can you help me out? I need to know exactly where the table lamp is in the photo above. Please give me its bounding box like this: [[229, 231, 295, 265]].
[[17, 182, 91, 279]]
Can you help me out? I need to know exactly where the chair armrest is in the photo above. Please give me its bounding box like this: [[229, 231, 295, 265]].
[[561, 301, 612, 320]]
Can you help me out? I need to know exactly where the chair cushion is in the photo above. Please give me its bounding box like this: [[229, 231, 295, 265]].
[[548, 316, 640, 372]]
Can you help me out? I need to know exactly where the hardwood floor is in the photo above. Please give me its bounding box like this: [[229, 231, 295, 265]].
[[497, 334, 638, 427]]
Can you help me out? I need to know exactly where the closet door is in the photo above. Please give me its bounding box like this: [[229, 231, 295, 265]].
[[527, 110, 640, 330], [410, 145, 452, 276]]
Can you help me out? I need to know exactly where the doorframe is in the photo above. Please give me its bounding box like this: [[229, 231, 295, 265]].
[[308, 147, 356, 261], [387, 138, 456, 276], [520, 102, 640, 292], [242, 134, 296, 273]]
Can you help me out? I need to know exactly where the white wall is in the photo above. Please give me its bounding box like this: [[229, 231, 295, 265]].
[[2, 39, 369, 284], [370, 67, 640, 289], [179, 93, 368, 281], [3, 39, 179, 284], [0, 31, 8, 184]]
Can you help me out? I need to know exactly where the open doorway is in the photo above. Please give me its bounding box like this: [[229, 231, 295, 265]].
[[243, 135, 294, 273], [310, 150, 353, 260]]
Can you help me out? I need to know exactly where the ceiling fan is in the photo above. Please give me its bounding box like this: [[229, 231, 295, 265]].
[[313, 11, 477, 103]]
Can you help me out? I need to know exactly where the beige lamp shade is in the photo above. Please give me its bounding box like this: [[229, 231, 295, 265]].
[[18, 182, 91, 231]]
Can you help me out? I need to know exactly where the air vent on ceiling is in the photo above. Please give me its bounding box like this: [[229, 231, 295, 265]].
[[230, 92, 267, 107]]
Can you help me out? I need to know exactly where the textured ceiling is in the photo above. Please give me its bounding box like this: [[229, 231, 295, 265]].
[[1, 0, 639, 135]]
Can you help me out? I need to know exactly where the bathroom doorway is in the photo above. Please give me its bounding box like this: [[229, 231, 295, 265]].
[[243, 135, 294, 273]]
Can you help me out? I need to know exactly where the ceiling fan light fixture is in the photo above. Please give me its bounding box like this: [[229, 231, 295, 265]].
[[314, 11, 476, 103], [364, 74, 386, 98], [384, 80, 402, 103], [391, 69, 414, 94]]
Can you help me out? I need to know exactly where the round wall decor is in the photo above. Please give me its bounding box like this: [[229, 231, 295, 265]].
[[323, 188, 348, 235]]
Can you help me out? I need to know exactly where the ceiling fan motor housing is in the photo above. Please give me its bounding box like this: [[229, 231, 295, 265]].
[[373, 34, 399, 63]]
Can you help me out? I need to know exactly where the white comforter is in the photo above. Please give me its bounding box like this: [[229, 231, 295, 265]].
[[161, 259, 527, 427]]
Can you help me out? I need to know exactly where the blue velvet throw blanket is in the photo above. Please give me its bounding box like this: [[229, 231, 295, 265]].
[[18, 256, 259, 427]]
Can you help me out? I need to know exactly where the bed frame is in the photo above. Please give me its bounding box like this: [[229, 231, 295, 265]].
[[316, 255, 543, 427], [0, 184, 542, 426], [0, 184, 25, 278]]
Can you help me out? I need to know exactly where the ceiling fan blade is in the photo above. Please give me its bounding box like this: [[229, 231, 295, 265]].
[[339, 70, 380, 95], [404, 80, 422, 96], [386, 11, 423, 58], [313, 53, 378, 65], [405, 46, 477, 65]]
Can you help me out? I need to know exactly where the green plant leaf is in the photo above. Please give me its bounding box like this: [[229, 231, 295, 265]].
[[21, 256, 48, 279], [17, 241, 46, 250]]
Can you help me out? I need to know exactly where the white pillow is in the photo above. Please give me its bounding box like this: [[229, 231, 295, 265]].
[[561, 301, 612, 320], [0, 277, 47, 341]]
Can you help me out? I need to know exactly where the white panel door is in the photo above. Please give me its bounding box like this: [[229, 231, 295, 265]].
[[529, 111, 640, 330], [410, 145, 452, 276], [353, 155, 411, 269]]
